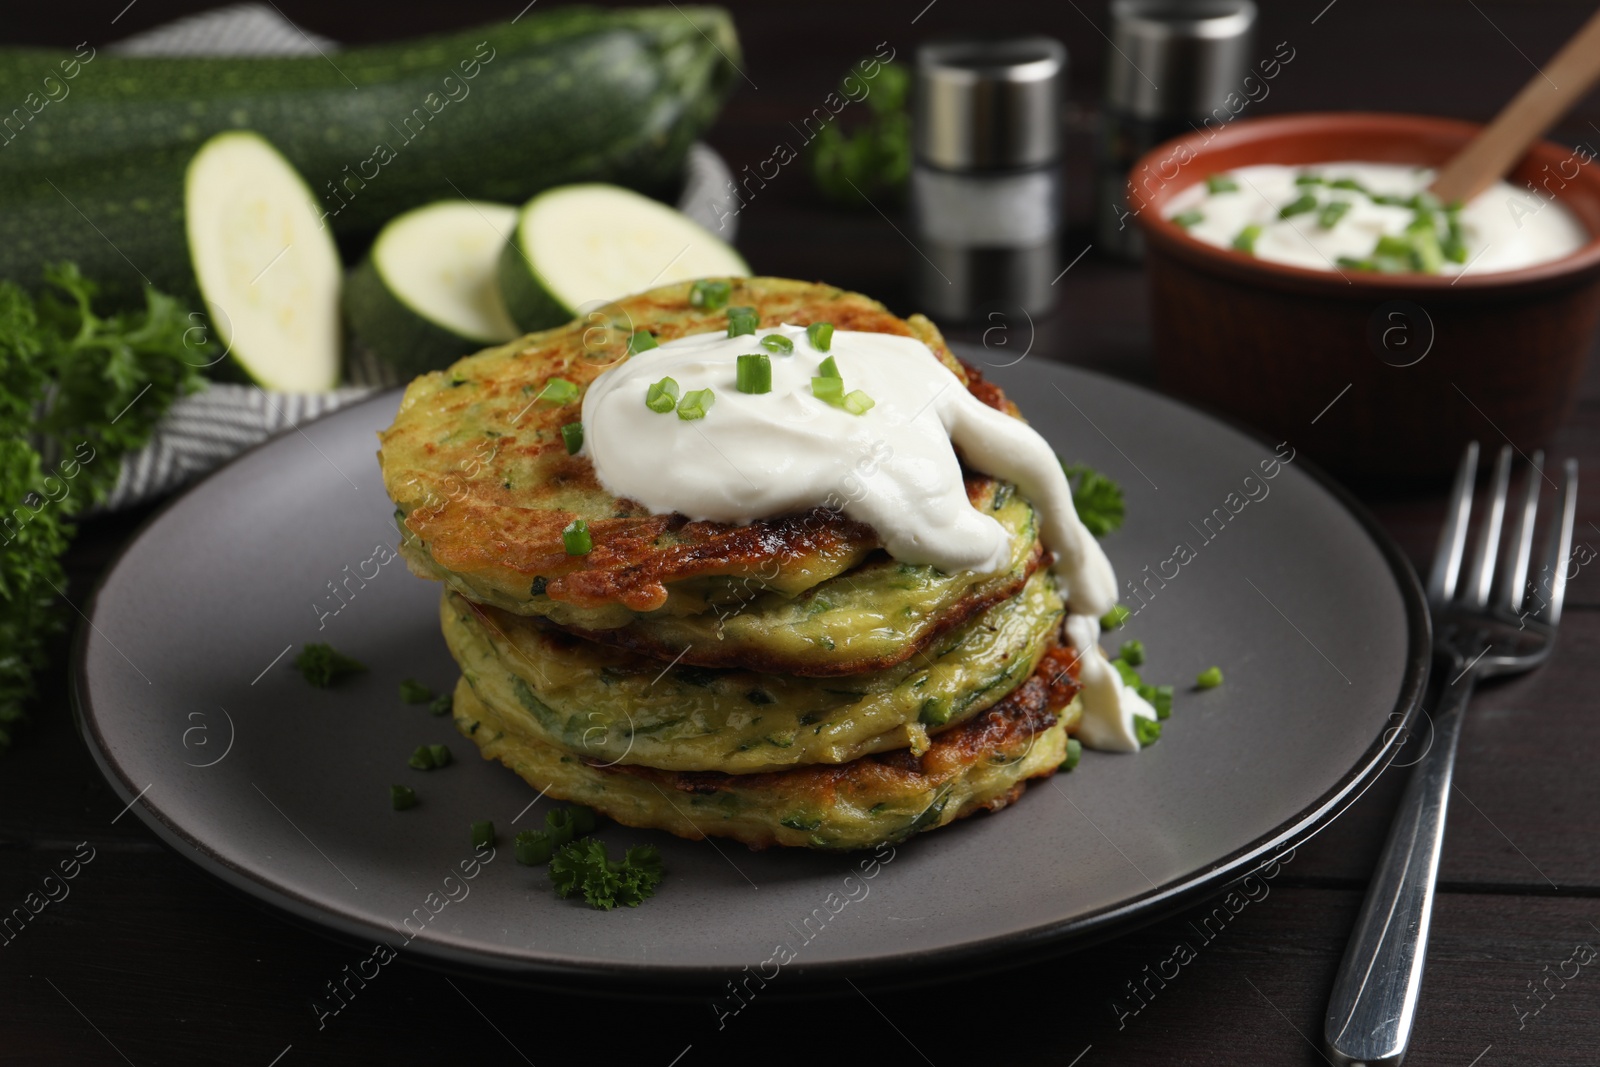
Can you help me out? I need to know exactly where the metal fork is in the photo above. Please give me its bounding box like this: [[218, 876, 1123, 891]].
[[1324, 442, 1578, 1067]]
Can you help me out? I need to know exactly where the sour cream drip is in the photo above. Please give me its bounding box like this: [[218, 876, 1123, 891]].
[[581, 325, 1140, 749]]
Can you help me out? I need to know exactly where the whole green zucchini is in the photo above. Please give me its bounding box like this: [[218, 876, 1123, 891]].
[[0, 6, 738, 304]]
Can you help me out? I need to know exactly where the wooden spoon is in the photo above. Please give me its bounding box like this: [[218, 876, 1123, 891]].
[[1431, 5, 1600, 205]]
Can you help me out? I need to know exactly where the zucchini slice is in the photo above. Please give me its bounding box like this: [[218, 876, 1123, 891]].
[[346, 200, 520, 376], [498, 183, 749, 331], [185, 130, 342, 392]]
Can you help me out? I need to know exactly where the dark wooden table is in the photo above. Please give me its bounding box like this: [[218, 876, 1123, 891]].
[[6, 2, 1600, 1064]]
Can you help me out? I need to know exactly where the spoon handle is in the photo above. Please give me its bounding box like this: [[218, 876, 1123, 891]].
[[1431, 6, 1600, 205]]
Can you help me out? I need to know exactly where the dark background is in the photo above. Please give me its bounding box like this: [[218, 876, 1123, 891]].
[[6, 2, 1600, 1065]]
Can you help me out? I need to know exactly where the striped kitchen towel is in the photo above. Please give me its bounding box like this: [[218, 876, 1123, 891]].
[[94, 4, 737, 512]]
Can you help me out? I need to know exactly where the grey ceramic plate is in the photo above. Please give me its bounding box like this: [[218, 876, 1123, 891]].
[[73, 352, 1429, 995]]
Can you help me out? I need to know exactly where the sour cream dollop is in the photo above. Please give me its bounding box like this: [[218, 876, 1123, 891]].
[[581, 324, 1155, 751], [1164, 161, 1588, 275]]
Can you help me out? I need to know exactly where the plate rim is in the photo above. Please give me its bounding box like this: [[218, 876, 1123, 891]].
[[70, 363, 1432, 996]]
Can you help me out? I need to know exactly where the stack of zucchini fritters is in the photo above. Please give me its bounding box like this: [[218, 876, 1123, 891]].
[[378, 278, 1085, 850]]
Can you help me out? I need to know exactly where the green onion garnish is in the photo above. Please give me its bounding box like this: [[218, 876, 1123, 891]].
[[538, 377, 578, 404], [760, 334, 794, 355], [842, 390, 875, 416], [817, 355, 841, 379], [1171, 209, 1204, 228], [399, 679, 434, 704], [726, 306, 758, 337], [1196, 666, 1223, 689], [736, 353, 772, 394], [1231, 224, 1263, 254], [428, 744, 451, 768], [390, 785, 417, 811], [1279, 194, 1318, 219], [645, 376, 679, 413], [515, 829, 554, 866], [429, 692, 452, 716], [1206, 174, 1239, 194], [1409, 223, 1444, 274], [560, 421, 583, 454], [1370, 193, 1410, 207], [1329, 177, 1367, 194], [562, 518, 592, 555], [1294, 173, 1325, 186], [1317, 200, 1351, 228], [470, 820, 495, 849], [1442, 208, 1468, 264], [407, 745, 436, 770], [628, 329, 658, 354], [806, 322, 834, 351], [1150, 684, 1173, 720], [1060, 737, 1082, 772], [546, 807, 576, 846], [1101, 604, 1131, 630], [676, 387, 714, 421], [1134, 717, 1163, 746], [811, 376, 844, 405], [570, 805, 598, 834], [1118, 640, 1145, 667], [688, 278, 731, 310]]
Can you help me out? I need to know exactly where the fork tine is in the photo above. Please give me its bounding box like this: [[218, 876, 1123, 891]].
[[1466, 445, 1513, 607], [1541, 458, 1579, 628], [1429, 441, 1479, 603], [1501, 450, 1544, 614]]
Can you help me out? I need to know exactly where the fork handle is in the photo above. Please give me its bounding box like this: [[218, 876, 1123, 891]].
[[1324, 665, 1475, 1067]]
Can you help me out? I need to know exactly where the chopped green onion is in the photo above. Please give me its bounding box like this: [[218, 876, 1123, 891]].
[[1317, 200, 1351, 228], [1060, 737, 1082, 772], [842, 390, 875, 416], [515, 829, 554, 866], [726, 305, 758, 337], [688, 278, 731, 310], [560, 421, 584, 454], [1279, 194, 1318, 219], [562, 518, 593, 556], [676, 387, 714, 421], [570, 805, 598, 834], [1101, 604, 1131, 630], [1150, 684, 1173, 720], [811, 376, 844, 405], [1442, 207, 1468, 264], [546, 807, 577, 846], [806, 322, 834, 351], [736, 353, 772, 394], [1329, 177, 1368, 194], [538, 377, 578, 404], [1293, 173, 1325, 186], [1171, 209, 1204, 228], [470, 820, 495, 849], [407, 745, 436, 771], [427, 744, 452, 768], [760, 334, 794, 355], [1134, 717, 1163, 746], [1231, 224, 1263, 254], [645, 376, 679, 413], [1196, 666, 1223, 689], [390, 785, 417, 811], [1118, 640, 1145, 667], [628, 329, 658, 354], [1370, 193, 1410, 207], [1374, 234, 1414, 260], [1206, 174, 1239, 194], [1110, 657, 1141, 688], [294, 643, 366, 688], [399, 679, 434, 704], [429, 692, 453, 716], [1410, 224, 1444, 274], [1336, 255, 1370, 270], [817, 355, 841, 379]]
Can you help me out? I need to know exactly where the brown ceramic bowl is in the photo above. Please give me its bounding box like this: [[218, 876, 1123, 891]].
[[1131, 111, 1600, 483]]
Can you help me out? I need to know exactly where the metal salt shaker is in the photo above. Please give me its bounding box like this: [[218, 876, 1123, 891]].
[[1097, 0, 1257, 259], [911, 37, 1067, 321]]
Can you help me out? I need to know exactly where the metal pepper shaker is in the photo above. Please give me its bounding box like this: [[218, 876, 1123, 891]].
[[1096, 0, 1257, 259], [910, 37, 1067, 322]]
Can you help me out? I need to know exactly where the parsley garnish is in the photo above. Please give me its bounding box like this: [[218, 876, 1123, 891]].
[[1061, 462, 1125, 538], [294, 643, 367, 688], [549, 838, 665, 910], [0, 264, 206, 751]]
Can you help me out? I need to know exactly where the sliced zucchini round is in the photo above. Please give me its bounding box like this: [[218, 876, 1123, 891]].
[[184, 130, 342, 392], [345, 200, 521, 376], [497, 183, 750, 331]]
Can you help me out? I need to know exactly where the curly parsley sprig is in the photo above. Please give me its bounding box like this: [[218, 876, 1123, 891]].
[[0, 264, 207, 751]]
